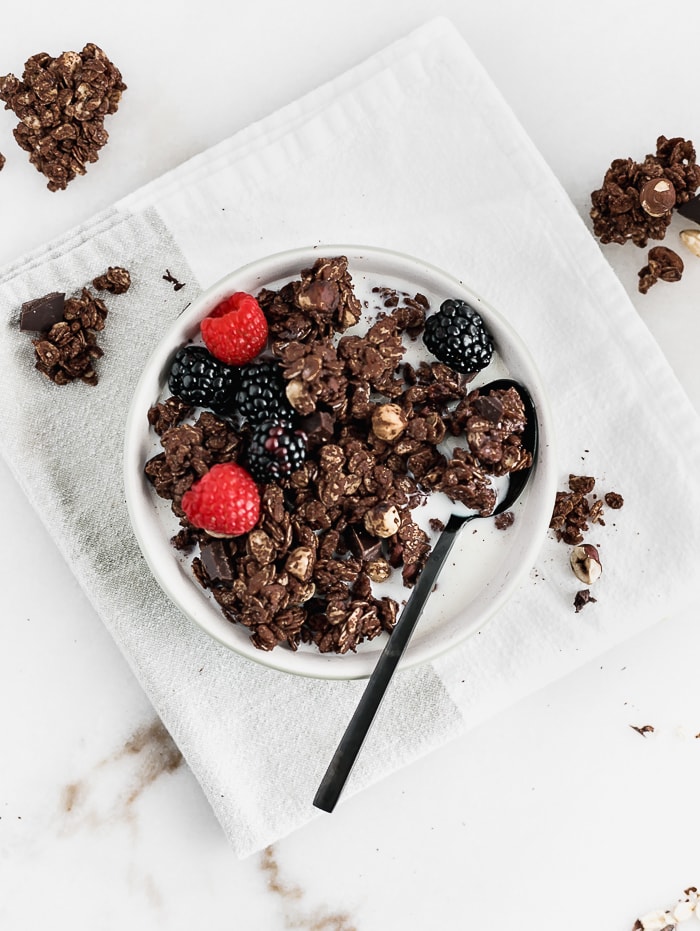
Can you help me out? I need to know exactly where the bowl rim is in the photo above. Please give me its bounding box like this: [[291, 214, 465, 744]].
[[123, 243, 557, 680]]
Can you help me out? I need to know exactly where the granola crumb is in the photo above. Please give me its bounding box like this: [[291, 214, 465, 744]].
[[604, 491, 624, 509], [93, 266, 131, 294], [494, 510, 515, 531], [573, 589, 596, 613]]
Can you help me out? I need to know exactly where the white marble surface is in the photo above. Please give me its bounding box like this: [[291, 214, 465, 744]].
[[2, 3, 700, 928]]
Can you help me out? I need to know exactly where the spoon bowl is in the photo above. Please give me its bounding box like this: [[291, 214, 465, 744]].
[[313, 378, 539, 812]]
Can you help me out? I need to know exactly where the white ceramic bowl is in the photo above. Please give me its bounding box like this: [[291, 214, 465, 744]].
[[124, 245, 557, 679]]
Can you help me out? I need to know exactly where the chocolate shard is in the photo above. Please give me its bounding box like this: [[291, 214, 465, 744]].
[[19, 291, 65, 332], [199, 539, 234, 583], [677, 194, 700, 224]]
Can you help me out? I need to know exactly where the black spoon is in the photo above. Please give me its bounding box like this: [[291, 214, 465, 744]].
[[313, 378, 539, 813]]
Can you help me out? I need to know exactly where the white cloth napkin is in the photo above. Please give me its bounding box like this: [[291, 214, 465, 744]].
[[2, 17, 700, 858]]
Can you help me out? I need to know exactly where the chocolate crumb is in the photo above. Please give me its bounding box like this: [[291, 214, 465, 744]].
[[0, 152, 5, 171], [630, 724, 655, 737], [163, 269, 186, 291], [573, 589, 597, 613]]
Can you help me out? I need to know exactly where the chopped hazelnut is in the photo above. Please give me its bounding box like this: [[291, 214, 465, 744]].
[[671, 899, 695, 922], [364, 503, 401, 539], [679, 228, 700, 258], [570, 544, 602, 585], [371, 403, 408, 442]]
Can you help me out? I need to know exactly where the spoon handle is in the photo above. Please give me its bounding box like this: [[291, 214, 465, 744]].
[[313, 520, 464, 813]]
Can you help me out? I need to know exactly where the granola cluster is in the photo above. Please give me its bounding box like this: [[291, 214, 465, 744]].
[[145, 256, 532, 654], [549, 474, 623, 546], [92, 266, 131, 294], [590, 135, 700, 247], [0, 43, 126, 191], [23, 268, 131, 385]]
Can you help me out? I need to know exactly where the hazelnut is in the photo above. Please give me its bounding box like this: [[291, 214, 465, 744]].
[[285, 546, 315, 582], [297, 279, 338, 311], [371, 403, 408, 442], [285, 378, 314, 415], [569, 544, 602, 585], [639, 178, 676, 217], [679, 228, 700, 258], [364, 503, 401, 539], [365, 558, 392, 583]]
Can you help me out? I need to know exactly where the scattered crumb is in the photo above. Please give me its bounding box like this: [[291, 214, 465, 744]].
[[163, 269, 186, 291], [629, 724, 655, 737], [573, 589, 596, 613]]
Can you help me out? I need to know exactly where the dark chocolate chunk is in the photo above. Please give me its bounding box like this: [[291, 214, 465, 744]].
[[347, 525, 383, 561], [677, 193, 700, 224], [19, 291, 65, 332], [199, 539, 234, 583], [472, 394, 504, 422], [300, 410, 336, 445]]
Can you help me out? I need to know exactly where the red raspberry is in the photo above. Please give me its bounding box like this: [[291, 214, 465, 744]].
[[201, 292, 268, 366], [181, 462, 260, 536]]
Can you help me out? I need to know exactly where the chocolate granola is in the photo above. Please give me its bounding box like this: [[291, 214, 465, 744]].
[[145, 256, 531, 654], [590, 135, 700, 247], [21, 270, 131, 386], [0, 43, 126, 191]]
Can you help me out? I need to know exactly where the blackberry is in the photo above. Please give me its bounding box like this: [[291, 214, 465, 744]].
[[246, 421, 307, 483], [234, 359, 294, 425], [168, 345, 237, 414], [422, 299, 494, 374]]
